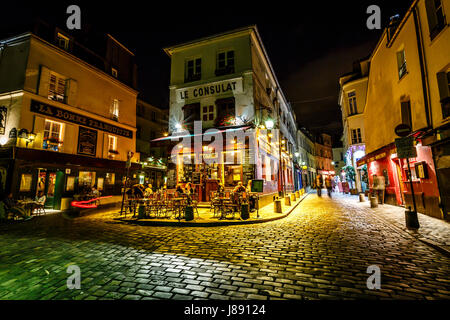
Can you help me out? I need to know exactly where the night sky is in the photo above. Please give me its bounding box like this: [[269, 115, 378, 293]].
[[2, 1, 413, 146]]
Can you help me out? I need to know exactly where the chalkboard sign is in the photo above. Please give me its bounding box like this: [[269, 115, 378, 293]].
[[192, 172, 201, 185], [251, 179, 264, 193], [77, 126, 97, 156]]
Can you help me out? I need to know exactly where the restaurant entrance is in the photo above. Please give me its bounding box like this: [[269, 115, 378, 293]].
[[35, 169, 65, 209]]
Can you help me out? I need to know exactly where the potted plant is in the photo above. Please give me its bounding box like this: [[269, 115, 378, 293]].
[[343, 165, 356, 194]]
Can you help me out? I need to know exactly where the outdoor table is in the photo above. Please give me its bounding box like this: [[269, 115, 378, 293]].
[[17, 200, 38, 216], [215, 197, 232, 219], [172, 197, 186, 220]]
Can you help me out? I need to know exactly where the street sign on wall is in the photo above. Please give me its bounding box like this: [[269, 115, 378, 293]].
[[395, 137, 417, 159], [394, 123, 412, 137]]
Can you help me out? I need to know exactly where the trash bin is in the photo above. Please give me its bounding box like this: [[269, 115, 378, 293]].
[[405, 207, 420, 229], [185, 206, 194, 221], [240, 204, 249, 220], [359, 193, 365, 202], [138, 205, 146, 219], [274, 199, 282, 213], [370, 195, 378, 208]]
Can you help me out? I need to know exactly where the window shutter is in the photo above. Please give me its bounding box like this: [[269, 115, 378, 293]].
[[437, 72, 450, 102], [396, 51, 404, 70], [424, 0, 438, 37], [38, 65, 51, 97], [66, 79, 78, 106]]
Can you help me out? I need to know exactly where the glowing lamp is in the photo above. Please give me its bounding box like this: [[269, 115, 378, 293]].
[[265, 120, 274, 130]]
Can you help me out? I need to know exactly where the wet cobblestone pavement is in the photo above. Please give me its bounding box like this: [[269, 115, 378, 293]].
[[0, 192, 449, 300]]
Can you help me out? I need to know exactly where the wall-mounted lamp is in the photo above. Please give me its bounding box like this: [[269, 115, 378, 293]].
[[265, 120, 274, 130]]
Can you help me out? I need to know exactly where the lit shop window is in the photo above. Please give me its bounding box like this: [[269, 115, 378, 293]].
[[110, 99, 120, 121], [79, 171, 96, 188], [43, 119, 64, 151], [202, 105, 215, 121], [108, 135, 118, 158], [105, 173, 115, 185], [48, 73, 67, 102]]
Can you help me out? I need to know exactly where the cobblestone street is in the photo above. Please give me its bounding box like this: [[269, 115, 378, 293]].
[[1, 193, 449, 300]]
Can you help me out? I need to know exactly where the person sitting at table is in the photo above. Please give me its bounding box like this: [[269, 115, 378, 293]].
[[91, 185, 100, 198], [175, 184, 184, 196], [233, 182, 246, 193], [144, 184, 153, 198], [35, 191, 46, 205], [185, 182, 195, 195], [2, 193, 31, 220], [133, 184, 144, 199], [217, 183, 225, 197]]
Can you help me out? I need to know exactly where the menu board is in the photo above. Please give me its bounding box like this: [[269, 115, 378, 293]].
[[192, 172, 201, 185], [251, 179, 264, 193], [77, 126, 97, 156]]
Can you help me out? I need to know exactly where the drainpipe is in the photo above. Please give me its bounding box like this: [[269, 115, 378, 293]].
[[412, 5, 432, 128]]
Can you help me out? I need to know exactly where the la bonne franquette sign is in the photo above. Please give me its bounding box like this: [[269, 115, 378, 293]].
[[175, 78, 243, 103]]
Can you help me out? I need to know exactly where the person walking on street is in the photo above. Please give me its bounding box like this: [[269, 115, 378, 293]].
[[316, 174, 323, 197], [325, 175, 333, 197]]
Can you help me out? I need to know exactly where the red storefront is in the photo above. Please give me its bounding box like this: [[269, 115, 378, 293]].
[[357, 139, 442, 219]]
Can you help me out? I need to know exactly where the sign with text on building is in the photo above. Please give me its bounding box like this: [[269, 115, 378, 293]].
[[395, 137, 417, 159], [30, 100, 133, 139], [175, 78, 243, 103]]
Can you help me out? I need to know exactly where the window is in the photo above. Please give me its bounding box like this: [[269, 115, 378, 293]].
[[425, 0, 447, 40], [105, 173, 115, 185], [351, 128, 362, 144], [57, 33, 69, 51], [185, 58, 201, 82], [137, 104, 145, 117], [397, 50, 407, 79], [111, 68, 118, 78], [216, 50, 235, 75], [150, 131, 156, 140], [108, 135, 117, 159], [348, 91, 357, 115], [43, 119, 64, 151], [151, 111, 156, 122], [437, 71, 450, 119], [215, 98, 235, 126], [48, 73, 66, 102], [110, 99, 119, 120], [202, 105, 215, 121], [401, 100, 412, 128]]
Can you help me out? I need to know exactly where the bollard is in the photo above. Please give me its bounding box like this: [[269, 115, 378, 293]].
[[405, 207, 420, 229], [184, 206, 194, 221], [285, 196, 291, 206], [240, 204, 249, 220], [274, 199, 282, 213], [138, 205, 146, 219], [291, 193, 296, 202], [359, 193, 365, 202], [370, 195, 378, 208], [295, 191, 300, 198]]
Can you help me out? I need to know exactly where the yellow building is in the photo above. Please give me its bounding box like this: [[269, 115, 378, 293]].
[[162, 25, 297, 203], [0, 22, 139, 210], [359, 0, 449, 219]]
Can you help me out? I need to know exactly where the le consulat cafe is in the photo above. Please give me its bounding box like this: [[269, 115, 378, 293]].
[[159, 26, 293, 205], [0, 30, 140, 210]]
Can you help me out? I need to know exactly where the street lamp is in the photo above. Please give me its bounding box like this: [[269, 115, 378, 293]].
[[265, 119, 274, 130]]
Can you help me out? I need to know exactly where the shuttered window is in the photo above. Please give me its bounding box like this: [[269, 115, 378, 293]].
[[437, 71, 450, 119], [48, 73, 67, 102], [425, 0, 447, 40], [401, 101, 413, 128]]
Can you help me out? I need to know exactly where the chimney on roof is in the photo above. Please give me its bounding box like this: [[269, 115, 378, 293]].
[[387, 14, 401, 42]]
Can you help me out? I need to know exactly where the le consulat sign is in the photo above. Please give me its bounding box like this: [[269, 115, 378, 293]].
[[30, 100, 133, 139], [175, 77, 243, 103]]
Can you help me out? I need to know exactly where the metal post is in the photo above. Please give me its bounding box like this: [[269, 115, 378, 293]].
[[407, 158, 417, 214], [120, 165, 130, 216]]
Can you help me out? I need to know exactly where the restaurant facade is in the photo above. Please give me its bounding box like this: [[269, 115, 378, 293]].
[[0, 25, 140, 210], [162, 26, 297, 204]]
